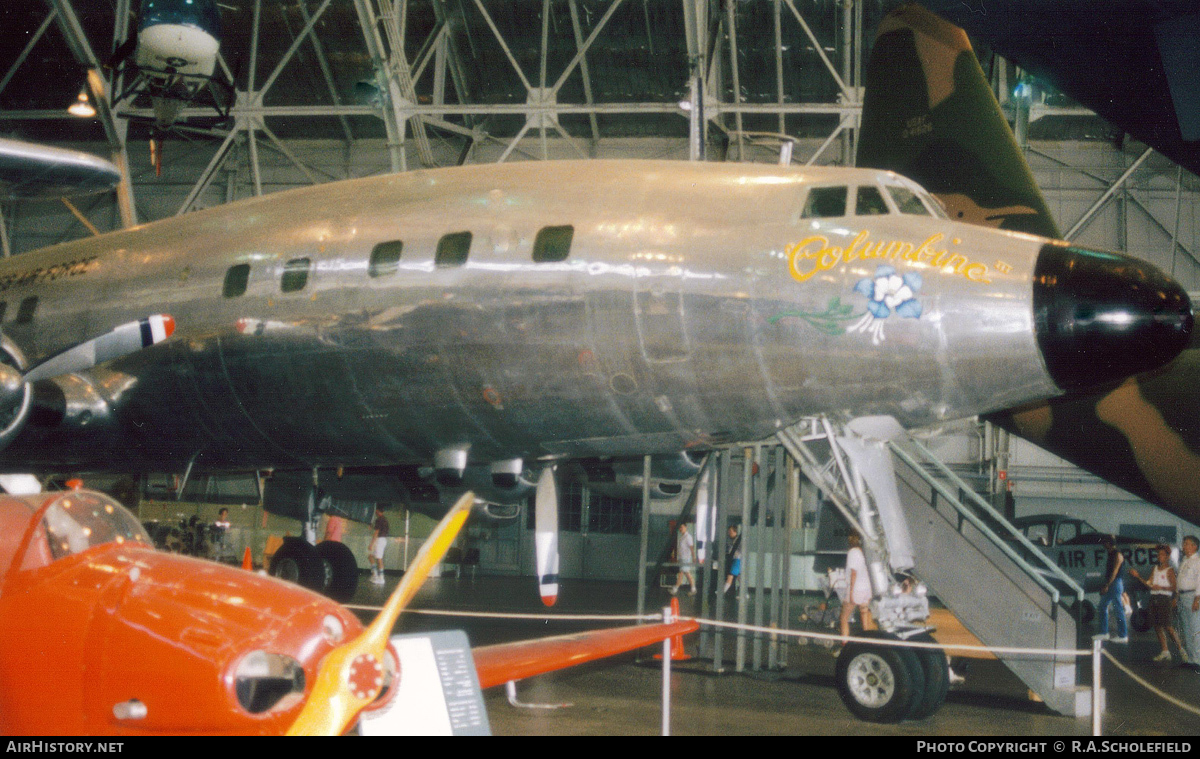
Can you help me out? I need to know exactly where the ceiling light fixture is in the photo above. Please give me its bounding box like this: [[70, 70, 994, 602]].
[[67, 88, 95, 118]]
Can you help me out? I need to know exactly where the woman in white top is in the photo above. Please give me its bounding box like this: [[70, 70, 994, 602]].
[[840, 532, 875, 641], [1131, 545, 1186, 662]]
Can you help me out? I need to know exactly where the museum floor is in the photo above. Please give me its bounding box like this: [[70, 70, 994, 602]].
[[348, 574, 1200, 736]]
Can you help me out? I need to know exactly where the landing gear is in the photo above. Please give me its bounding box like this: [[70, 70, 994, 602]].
[[316, 540, 359, 603], [907, 632, 950, 719], [269, 537, 324, 590], [835, 631, 928, 723], [781, 418, 947, 721], [270, 537, 360, 602], [1073, 599, 1096, 624]]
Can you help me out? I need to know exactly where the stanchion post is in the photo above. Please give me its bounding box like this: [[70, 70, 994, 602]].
[[662, 606, 672, 736], [1092, 635, 1103, 736]]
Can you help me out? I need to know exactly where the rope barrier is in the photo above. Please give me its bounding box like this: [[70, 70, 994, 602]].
[[346, 602, 1199, 729], [345, 603, 659, 623], [1101, 649, 1200, 717], [347, 603, 1085, 657], [692, 616, 1091, 657]]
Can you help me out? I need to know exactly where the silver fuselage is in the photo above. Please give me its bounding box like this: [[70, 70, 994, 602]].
[[0, 161, 1072, 472]]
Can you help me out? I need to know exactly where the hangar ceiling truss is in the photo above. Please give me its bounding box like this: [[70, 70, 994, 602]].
[[2, 2, 903, 186], [0, 0, 1188, 260]]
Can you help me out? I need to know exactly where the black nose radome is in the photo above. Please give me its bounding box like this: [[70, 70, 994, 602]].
[[1034, 243, 1193, 391]]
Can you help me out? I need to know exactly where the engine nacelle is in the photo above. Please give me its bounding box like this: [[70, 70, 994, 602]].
[[648, 451, 707, 481], [563, 451, 708, 501], [0, 335, 32, 451], [260, 465, 530, 527], [462, 462, 537, 506]]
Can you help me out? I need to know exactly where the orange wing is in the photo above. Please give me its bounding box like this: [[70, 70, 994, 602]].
[[473, 621, 699, 690]]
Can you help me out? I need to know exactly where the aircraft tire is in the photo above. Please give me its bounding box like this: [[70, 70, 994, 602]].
[[316, 540, 359, 603], [1070, 598, 1095, 624], [270, 537, 324, 591], [835, 631, 926, 723], [906, 632, 950, 719], [1076, 600, 1095, 624]]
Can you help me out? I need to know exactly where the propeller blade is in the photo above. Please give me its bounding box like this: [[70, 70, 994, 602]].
[[24, 314, 175, 382], [534, 467, 559, 606], [287, 491, 474, 736]]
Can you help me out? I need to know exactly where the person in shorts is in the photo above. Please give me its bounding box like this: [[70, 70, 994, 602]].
[[370, 505, 389, 585], [1131, 545, 1187, 662], [839, 532, 874, 642]]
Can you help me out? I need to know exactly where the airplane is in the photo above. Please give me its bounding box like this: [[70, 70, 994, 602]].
[[856, 3, 1200, 534], [915, 0, 1200, 179], [1009, 513, 1160, 622], [0, 487, 696, 735], [0, 138, 122, 200], [107, 0, 233, 135], [0, 156, 1187, 728], [0, 2, 1193, 724], [0, 154, 1186, 610]]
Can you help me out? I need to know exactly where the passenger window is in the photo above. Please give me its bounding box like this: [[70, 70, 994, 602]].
[[801, 186, 848, 218], [223, 264, 250, 298], [369, 241, 403, 278], [281, 258, 311, 293], [15, 297, 37, 325], [436, 232, 472, 268], [532, 225, 574, 263], [856, 186, 890, 216], [887, 185, 932, 215]]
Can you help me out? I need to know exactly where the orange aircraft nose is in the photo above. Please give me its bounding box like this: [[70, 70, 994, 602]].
[[85, 551, 363, 735]]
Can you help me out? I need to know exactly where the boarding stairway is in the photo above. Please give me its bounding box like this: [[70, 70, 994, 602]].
[[888, 437, 1089, 717]]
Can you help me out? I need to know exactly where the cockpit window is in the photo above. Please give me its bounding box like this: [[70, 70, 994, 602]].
[[886, 185, 933, 216], [44, 494, 150, 560], [926, 193, 950, 219], [856, 186, 890, 216], [1025, 523, 1051, 547], [1057, 521, 1079, 544], [21, 492, 151, 570], [801, 186, 848, 219]]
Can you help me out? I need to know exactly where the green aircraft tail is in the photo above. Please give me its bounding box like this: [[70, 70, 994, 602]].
[[857, 3, 1058, 238]]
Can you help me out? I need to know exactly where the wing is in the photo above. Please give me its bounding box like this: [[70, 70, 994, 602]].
[[918, 0, 1200, 178], [0, 138, 122, 199], [472, 621, 699, 690]]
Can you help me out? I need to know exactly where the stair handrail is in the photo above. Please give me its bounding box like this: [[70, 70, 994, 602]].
[[889, 438, 1085, 603]]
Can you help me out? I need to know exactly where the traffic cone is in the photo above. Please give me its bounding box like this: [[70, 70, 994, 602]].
[[242, 546, 253, 571], [655, 597, 692, 661]]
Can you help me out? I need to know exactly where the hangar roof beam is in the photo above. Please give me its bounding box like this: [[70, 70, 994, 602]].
[[0, 9, 57, 101], [44, 0, 136, 228]]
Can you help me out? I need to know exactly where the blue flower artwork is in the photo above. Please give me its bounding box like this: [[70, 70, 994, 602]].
[[849, 265, 923, 344]]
